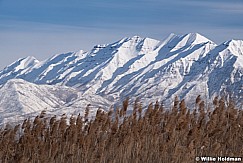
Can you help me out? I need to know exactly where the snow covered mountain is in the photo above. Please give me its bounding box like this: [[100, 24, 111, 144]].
[[0, 33, 242, 123], [0, 79, 110, 124]]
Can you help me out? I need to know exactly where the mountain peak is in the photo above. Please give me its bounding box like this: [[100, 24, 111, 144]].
[[182, 32, 215, 45], [160, 33, 215, 50], [224, 39, 243, 47], [130, 35, 143, 39], [0, 56, 39, 74], [222, 39, 243, 68], [122, 35, 144, 44], [14, 56, 39, 71], [3, 78, 27, 88]]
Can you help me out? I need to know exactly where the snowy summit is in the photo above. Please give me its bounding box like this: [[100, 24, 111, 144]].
[[0, 33, 242, 124]]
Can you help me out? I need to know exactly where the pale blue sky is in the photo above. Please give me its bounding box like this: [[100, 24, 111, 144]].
[[0, 0, 243, 69]]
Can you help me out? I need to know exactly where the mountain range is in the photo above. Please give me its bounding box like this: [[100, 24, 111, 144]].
[[0, 33, 242, 124]]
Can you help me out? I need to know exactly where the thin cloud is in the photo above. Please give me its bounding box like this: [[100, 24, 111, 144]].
[[213, 3, 243, 14], [184, 0, 243, 14]]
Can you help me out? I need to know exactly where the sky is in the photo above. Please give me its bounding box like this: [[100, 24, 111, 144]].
[[0, 0, 243, 69]]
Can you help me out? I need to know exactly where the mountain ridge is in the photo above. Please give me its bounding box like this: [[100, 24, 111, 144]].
[[0, 33, 242, 124]]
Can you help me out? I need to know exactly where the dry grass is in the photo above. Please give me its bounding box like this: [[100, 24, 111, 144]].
[[0, 96, 242, 163]]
